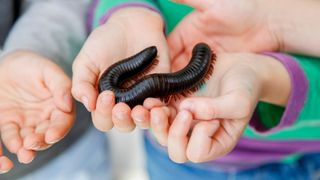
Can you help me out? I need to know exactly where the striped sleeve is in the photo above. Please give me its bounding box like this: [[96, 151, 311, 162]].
[[248, 53, 320, 138], [88, 0, 160, 30]]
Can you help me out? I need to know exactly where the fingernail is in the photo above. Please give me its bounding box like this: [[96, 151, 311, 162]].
[[81, 96, 91, 112], [47, 138, 61, 145], [0, 169, 10, 174], [23, 156, 35, 164], [30, 142, 41, 150], [0, 171, 7, 174], [115, 112, 127, 121], [101, 94, 113, 106], [133, 116, 144, 123]]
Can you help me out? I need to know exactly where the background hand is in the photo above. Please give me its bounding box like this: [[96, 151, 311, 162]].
[[0, 51, 74, 171], [168, 0, 279, 65]]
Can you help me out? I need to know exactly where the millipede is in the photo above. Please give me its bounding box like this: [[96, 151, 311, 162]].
[[98, 42, 216, 108]]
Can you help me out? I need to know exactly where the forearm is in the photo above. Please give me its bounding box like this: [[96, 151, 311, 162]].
[[253, 54, 291, 106], [250, 53, 320, 134], [3, 0, 89, 75], [264, 0, 320, 56]]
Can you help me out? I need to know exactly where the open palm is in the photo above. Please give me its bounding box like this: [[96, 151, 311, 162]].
[[0, 51, 74, 172], [168, 0, 278, 63]]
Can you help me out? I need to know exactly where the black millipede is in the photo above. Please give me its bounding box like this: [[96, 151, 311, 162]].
[[98, 43, 216, 108]]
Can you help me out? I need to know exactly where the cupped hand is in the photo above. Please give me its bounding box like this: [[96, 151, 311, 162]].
[[141, 52, 290, 163], [72, 7, 170, 132], [0, 51, 74, 172]]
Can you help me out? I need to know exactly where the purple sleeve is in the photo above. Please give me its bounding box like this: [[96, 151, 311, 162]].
[[249, 52, 308, 133], [87, 0, 100, 32]]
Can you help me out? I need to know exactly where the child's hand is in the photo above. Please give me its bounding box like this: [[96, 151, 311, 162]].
[[0, 145, 13, 173], [168, 0, 278, 60], [0, 51, 74, 172], [143, 52, 291, 163], [72, 7, 170, 132]]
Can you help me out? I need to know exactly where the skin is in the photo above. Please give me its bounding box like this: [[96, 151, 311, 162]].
[[73, 0, 318, 164], [143, 53, 291, 163], [0, 51, 74, 173], [72, 7, 170, 132], [169, 0, 320, 59]]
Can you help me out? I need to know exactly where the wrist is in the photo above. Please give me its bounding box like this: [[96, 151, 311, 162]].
[[258, 0, 287, 52], [254, 54, 291, 106], [105, 7, 164, 32]]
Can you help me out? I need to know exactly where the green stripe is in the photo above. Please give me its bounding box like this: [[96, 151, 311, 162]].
[[93, 0, 158, 28]]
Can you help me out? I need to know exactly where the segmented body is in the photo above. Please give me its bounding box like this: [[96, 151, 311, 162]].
[[99, 43, 215, 108]]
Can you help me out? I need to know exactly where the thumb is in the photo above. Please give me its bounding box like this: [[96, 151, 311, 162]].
[[43, 62, 73, 113], [178, 94, 253, 120], [167, 27, 184, 62], [172, 0, 213, 11], [153, 37, 171, 74], [71, 60, 99, 112]]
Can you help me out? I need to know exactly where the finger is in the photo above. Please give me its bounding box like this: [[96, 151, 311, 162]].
[[23, 132, 46, 150], [72, 60, 99, 112], [21, 127, 49, 150], [179, 94, 252, 120], [34, 120, 52, 150], [43, 63, 73, 113], [20, 127, 35, 139], [17, 148, 36, 164], [1, 122, 22, 153], [153, 36, 171, 74], [131, 105, 150, 129], [45, 109, 74, 144], [172, 0, 213, 11], [168, 106, 177, 125], [143, 98, 165, 110], [150, 107, 170, 146], [92, 91, 115, 131], [71, 25, 124, 112], [186, 120, 220, 163], [21, 126, 42, 150], [167, 27, 185, 61], [112, 103, 135, 132], [168, 110, 192, 163], [0, 141, 14, 174], [35, 120, 50, 134], [0, 157, 13, 174], [21, 126, 50, 151]]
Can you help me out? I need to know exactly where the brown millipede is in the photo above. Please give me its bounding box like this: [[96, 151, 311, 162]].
[[98, 43, 215, 108]]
